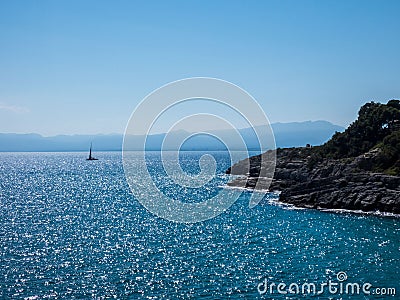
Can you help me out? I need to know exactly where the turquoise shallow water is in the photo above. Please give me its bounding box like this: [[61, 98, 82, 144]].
[[0, 152, 399, 299]]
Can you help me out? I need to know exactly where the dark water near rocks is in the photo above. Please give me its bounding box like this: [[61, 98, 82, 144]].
[[0, 152, 399, 299]]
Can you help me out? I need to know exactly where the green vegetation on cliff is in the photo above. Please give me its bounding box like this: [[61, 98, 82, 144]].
[[310, 100, 400, 175], [374, 130, 400, 175]]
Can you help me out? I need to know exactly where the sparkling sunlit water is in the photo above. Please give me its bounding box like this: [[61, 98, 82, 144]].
[[0, 152, 399, 299]]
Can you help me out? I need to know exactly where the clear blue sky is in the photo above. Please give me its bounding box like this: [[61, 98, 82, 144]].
[[1, 0, 399, 135]]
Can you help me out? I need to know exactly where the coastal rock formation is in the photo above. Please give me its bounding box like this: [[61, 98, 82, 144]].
[[226, 147, 400, 214], [226, 101, 400, 214]]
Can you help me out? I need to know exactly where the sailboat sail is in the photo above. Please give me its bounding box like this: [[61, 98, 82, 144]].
[[87, 143, 98, 160]]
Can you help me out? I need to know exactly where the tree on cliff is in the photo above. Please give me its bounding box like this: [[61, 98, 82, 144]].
[[309, 100, 400, 175], [318, 100, 400, 158]]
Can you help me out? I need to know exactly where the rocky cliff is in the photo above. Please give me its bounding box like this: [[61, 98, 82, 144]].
[[226, 101, 400, 214]]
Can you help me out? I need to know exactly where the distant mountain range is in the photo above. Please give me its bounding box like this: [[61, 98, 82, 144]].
[[0, 121, 344, 152]]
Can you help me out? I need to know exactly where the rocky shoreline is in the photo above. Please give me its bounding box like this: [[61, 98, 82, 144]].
[[226, 147, 400, 214]]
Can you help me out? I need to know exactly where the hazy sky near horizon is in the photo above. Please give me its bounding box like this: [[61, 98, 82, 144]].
[[1, 0, 400, 136]]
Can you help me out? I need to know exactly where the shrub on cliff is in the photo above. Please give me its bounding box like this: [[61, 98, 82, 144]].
[[373, 130, 400, 175], [317, 100, 400, 159], [307, 100, 400, 175]]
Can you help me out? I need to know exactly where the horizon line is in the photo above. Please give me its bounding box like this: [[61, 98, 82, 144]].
[[0, 120, 344, 138]]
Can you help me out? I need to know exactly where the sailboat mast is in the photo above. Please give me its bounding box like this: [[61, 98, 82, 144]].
[[87, 142, 98, 160]]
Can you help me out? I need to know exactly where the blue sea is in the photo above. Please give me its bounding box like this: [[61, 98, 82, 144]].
[[0, 152, 399, 299]]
